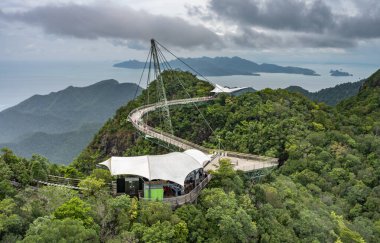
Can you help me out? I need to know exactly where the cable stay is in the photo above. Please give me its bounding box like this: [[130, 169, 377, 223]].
[[131, 38, 225, 151]]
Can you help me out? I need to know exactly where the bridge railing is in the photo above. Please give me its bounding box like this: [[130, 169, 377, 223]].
[[141, 174, 212, 207], [46, 175, 81, 187], [34, 175, 82, 189], [235, 162, 278, 171], [128, 96, 214, 119], [147, 125, 209, 152], [128, 97, 214, 153], [223, 151, 278, 163], [128, 96, 279, 164], [136, 123, 277, 164], [34, 175, 115, 192]]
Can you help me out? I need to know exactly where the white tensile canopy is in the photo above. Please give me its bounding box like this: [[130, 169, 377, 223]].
[[211, 84, 248, 93], [183, 149, 211, 167], [99, 149, 211, 186]]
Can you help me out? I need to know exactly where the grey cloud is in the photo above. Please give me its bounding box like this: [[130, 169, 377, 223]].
[[186, 4, 213, 21], [0, 3, 221, 49], [337, 15, 380, 39], [229, 27, 356, 49], [297, 34, 356, 48], [229, 28, 285, 48], [126, 40, 148, 50], [208, 0, 333, 33], [109, 39, 147, 50], [110, 39, 129, 47], [204, 0, 380, 47]]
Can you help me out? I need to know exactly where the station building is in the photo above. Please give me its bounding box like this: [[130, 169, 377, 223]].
[[99, 149, 211, 200]]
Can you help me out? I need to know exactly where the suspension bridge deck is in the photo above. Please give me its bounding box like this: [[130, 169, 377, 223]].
[[28, 96, 277, 202], [34, 175, 83, 190], [128, 97, 278, 172]]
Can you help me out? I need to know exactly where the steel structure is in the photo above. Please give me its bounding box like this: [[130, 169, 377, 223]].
[[148, 39, 174, 135]]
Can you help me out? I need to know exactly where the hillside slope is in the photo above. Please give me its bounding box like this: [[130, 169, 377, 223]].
[[0, 79, 142, 163], [74, 70, 334, 170], [73, 71, 214, 172], [337, 69, 380, 134], [0, 79, 141, 143], [72, 69, 380, 242], [0, 124, 99, 164], [286, 79, 364, 106]]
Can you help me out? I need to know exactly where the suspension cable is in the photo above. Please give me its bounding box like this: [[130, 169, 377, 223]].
[[155, 40, 225, 93], [145, 51, 153, 123], [134, 48, 151, 100], [155, 44, 226, 151], [156, 46, 215, 135], [136, 39, 226, 151]]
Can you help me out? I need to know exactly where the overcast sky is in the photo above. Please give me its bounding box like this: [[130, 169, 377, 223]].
[[1, 0, 380, 64]]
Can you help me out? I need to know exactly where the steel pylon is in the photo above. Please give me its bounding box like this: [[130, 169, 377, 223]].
[[150, 39, 174, 136]]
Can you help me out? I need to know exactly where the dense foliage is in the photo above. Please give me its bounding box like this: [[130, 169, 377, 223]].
[[1, 69, 379, 242], [286, 79, 364, 106], [73, 70, 214, 173]]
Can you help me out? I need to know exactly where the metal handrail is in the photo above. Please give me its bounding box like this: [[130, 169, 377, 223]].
[[128, 96, 278, 163], [141, 174, 212, 206], [34, 175, 113, 191]]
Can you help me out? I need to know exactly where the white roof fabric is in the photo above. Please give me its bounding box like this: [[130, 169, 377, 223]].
[[183, 149, 212, 167], [211, 84, 248, 93], [99, 149, 210, 186]]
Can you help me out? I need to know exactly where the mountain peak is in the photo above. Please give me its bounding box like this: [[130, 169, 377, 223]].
[[89, 79, 119, 87], [286, 86, 309, 93], [0, 78, 143, 162]]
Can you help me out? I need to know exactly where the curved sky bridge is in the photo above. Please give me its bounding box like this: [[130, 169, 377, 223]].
[[32, 96, 278, 207], [31, 39, 278, 207], [127, 96, 278, 172], [128, 39, 277, 171]]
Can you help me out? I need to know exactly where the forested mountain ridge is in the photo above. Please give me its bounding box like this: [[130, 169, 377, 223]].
[[0, 80, 142, 164], [360, 69, 380, 90], [286, 79, 365, 106], [0, 79, 141, 143], [337, 69, 380, 135], [1, 69, 379, 242], [74, 70, 339, 172], [72, 71, 213, 172], [0, 124, 99, 164], [72, 69, 379, 242]]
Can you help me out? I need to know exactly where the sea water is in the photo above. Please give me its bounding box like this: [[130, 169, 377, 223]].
[[206, 63, 377, 92], [0, 61, 142, 111], [0, 60, 378, 111]]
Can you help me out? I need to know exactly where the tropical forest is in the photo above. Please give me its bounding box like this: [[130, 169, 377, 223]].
[[0, 69, 379, 242]]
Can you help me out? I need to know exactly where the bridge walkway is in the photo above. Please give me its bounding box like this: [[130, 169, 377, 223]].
[[128, 96, 278, 172], [29, 96, 277, 207]]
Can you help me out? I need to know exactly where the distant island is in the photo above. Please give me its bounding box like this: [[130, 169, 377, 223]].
[[113, 56, 319, 76], [330, 69, 353, 76]]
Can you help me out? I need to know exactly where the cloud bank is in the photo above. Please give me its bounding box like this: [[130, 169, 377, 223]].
[[0, 2, 221, 49], [1, 0, 380, 51], [190, 0, 380, 49]]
